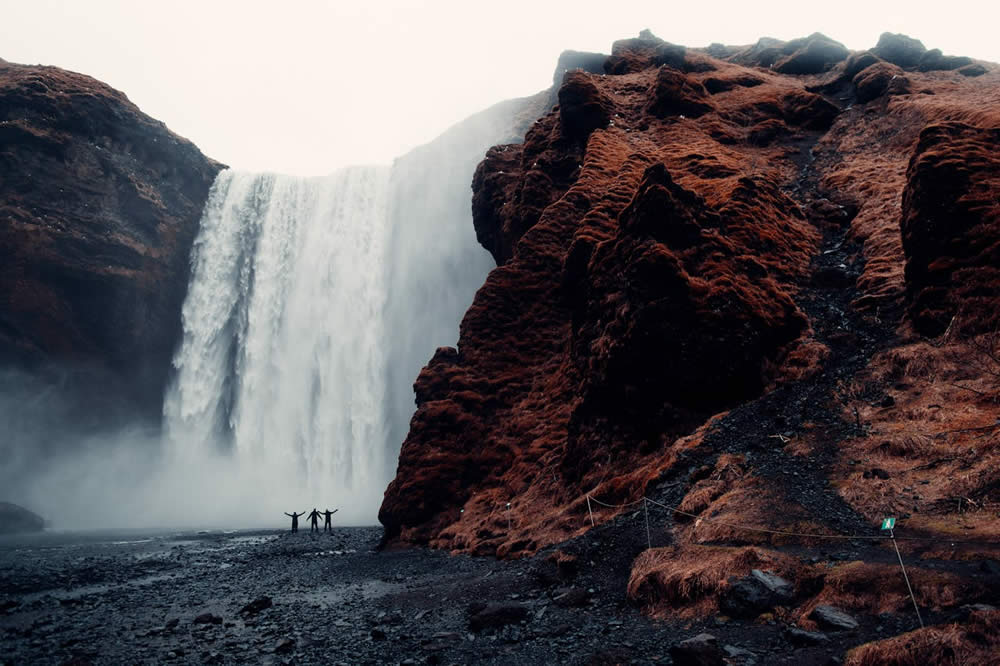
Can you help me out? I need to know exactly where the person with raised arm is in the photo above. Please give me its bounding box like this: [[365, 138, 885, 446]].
[[322, 508, 338, 532], [284, 510, 306, 533], [307, 508, 322, 533]]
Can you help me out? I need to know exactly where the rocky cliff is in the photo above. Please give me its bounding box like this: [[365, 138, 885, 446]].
[[0, 60, 223, 415], [381, 31, 1000, 658]]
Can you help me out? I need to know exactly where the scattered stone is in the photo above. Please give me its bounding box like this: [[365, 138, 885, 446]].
[[723, 644, 757, 661], [863, 468, 891, 480], [785, 627, 829, 645], [872, 32, 926, 68], [810, 605, 859, 631], [721, 570, 794, 617], [239, 596, 273, 616], [959, 63, 988, 77], [467, 602, 529, 632], [165, 618, 179, 630], [274, 638, 295, 654], [552, 586, 590, 608], [193, 613, 223, 626], [370, 628, 387, 641], [670, 633, 725, 666]]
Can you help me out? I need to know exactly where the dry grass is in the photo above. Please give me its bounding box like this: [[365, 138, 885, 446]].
[[627, 544, 801, 618], [798, 561, 974, 624], [845, 608, 1000, 666], [834, 338, 1000, 541]]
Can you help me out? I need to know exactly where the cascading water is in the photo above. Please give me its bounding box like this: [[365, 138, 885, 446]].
[[156, 93, 542, 527], [164, 167, 392, 520]]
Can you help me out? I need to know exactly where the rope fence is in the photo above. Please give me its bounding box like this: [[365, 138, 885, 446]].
[[578, 490, 996, 630]]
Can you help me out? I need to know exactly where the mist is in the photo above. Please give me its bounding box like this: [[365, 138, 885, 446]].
[[0, 89, 542, 531]]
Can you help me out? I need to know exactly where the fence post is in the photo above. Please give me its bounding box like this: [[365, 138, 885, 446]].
[[643, 498, 651, 549], [890, 529, 925, 629]]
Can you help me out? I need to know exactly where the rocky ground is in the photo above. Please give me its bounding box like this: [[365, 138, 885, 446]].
[[3, 524, 978, 666]]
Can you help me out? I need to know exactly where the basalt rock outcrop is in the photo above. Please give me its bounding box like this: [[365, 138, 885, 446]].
[[0, 60, 223, 414], [381, 28, 1000, 597]]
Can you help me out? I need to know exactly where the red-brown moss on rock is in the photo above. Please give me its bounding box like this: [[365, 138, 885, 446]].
[[901, 122, 1000, 336], [853, 63, 912, 104]]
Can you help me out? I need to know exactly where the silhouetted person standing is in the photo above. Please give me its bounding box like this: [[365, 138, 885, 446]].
[[323, 509, 338, 532], [308, 508, 321, 533], [285, 511, 306, 533]]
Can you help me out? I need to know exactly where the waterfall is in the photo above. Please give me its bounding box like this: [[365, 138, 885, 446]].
[[164, 167, 393, 518], [160, 93, 542, 526]]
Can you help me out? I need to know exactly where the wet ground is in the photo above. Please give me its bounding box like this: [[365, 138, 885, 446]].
[[0, 524, 924, 665]]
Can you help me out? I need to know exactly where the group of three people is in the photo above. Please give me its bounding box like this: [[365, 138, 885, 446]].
[[285, 508, 337, 532]]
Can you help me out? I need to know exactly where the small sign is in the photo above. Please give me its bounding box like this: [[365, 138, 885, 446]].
[[881, 517, 896, 530]]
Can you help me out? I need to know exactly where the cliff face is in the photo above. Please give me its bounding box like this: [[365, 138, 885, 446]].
[[0, 61, 223, 413], [380, 27, 1000, 582]]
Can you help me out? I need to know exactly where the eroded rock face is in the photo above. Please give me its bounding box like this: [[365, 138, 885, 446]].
[[381, 34, 822, 555], [901, 122, 1000, 336], [0, 61, 222, 413], [380, 29, 1000, 561]]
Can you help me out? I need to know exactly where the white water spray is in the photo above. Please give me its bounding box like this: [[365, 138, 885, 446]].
[[164, 167, 392, 521]]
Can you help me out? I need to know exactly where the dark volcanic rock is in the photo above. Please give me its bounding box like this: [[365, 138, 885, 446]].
[[721, 569, 795, 617], [670, 633, 725, 666], [809, 605, 859, 631], [844, 51, 881, 78], [192, 613, 223, 625], [559, 71, 613, 141], [552, 50, 608, 89], [901, 122, 1000, 335], [958, 63, 988, 77], [0, 60, 223, 414], [773, 33, 849, 75], [872, 32, 927, 69], [467, 602, 528, 631], [785, 627, 829, 645], [0, 502, 44, 534], [239, 596, 273, 616], [917, 48, 972, 72]]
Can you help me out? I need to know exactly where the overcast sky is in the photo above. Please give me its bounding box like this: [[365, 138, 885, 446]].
[[4, 0, 998, 175]]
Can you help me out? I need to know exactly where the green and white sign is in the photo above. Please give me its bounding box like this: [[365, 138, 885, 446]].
[[881, 517, 896, 530]]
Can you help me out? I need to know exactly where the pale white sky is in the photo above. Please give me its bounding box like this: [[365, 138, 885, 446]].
[[3, 0, 997, 175]]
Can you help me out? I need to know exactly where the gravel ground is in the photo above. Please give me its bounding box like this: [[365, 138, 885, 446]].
[[0, 522, 933, 665]]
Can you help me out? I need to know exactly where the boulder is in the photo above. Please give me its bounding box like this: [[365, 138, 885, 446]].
[[844, 51, 881, 78], [670, 633, 725, 666], [239, 596, 272, 616], [917, 49, 972, 72], [721, 569, 794, 617], [0, 503, 44, 534], [773, 34, 849, 75], [785, 627, 829, 645], [810, 605, 859, 631], [467, 602, 529, 632], [959, 63, 988, 77], [873, 33, 927, 68], [192, 613, 223, 625]]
